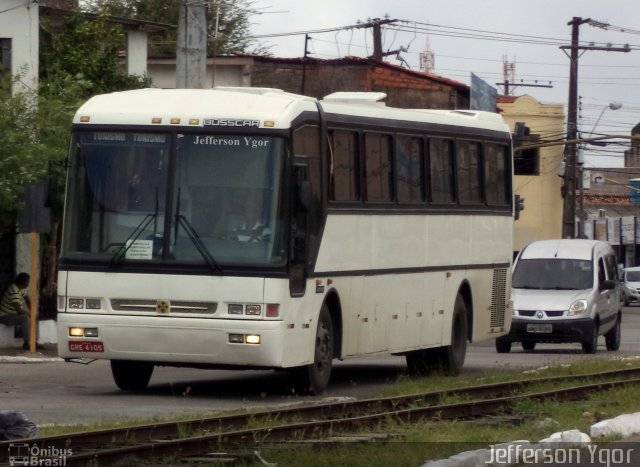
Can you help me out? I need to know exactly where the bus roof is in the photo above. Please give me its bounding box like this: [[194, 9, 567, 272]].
[[73, 87, 510, 134]]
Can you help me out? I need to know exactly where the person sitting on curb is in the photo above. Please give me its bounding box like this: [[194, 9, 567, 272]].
[[0, 273, 43, 351]]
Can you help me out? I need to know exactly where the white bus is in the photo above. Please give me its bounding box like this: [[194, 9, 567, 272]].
[[57, 87, 513, 394]]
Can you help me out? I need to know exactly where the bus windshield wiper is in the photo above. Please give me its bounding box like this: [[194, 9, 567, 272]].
[[176, 215, 223, 273], [110, 189, 159, 267], [110, 213, 156, 267], [173, 187, 222, 273]]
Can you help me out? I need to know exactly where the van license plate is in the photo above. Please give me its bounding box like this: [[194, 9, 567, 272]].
[[527, 324, 552, 333]]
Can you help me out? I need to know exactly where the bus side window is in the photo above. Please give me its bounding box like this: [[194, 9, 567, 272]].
[[457, 140, 482, 204], [396, 136, 424, 204], [485, 143, 509, 206], [428, 138, 455, 203], [363, 133, 393, 203], [328, 129, 359, 202]]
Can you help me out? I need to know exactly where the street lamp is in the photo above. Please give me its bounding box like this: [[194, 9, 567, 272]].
[[578, 101, 623, 238], [590, 102, 623, 135]]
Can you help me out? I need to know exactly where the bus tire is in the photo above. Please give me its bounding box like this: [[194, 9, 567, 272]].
[[495, 338, 512, 353], [405, 348, 439, 376], [110, 360, 154, 391], [438, 295, 468, 376], [291, 305, 334, 395]]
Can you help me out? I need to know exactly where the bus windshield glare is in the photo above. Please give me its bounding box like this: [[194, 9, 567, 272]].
[[61, 131, 287, 267]]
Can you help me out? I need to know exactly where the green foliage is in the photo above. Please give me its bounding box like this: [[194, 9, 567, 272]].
[[0, 77, 42, 230], [39, 10, 151, 96], [0, 9, 153, 235], [82, 0, 268, 57]]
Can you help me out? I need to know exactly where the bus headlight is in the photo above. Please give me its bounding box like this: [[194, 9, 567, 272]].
[[228, 333, 261, 345], [69, 327, 99, 337], [245, 334, 261, 344]]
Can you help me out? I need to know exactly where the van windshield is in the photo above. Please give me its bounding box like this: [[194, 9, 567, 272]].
[[513, 258, 593, 290], [626, 270, 640, 282]]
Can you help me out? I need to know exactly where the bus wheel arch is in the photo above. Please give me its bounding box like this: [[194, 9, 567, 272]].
[[290, 291, 343, 395]]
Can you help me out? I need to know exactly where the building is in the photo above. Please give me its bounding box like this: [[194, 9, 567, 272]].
[[497, 95, 565, 254], [147, 54, 470, 109]]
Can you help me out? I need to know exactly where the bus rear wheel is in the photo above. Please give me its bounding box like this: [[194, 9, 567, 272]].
[[291, 305, 334, 395], [110, 360, 154, 391], [405, 294, 468, 376], [438, 295, 468, 376]]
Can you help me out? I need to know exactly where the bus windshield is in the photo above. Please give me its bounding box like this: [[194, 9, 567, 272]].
[[61, 131, 287, 268]]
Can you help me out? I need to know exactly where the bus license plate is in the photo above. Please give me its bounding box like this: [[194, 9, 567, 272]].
[[527, 323, 552, 333], [69, 341, 104, 352]]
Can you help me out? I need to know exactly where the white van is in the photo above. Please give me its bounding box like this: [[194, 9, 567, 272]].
[[496, 239, 621, 354]]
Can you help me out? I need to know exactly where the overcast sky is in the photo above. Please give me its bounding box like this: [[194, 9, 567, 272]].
[[247, 0, 640, 168]]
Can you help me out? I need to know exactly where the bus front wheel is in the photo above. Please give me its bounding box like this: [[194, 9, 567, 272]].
[[291, 305, 334, 395], [110, 360, 154, 391]]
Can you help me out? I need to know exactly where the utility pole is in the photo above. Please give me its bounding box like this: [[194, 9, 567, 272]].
[[176, 0, 207, 89], [560, 17, 630, 238], [496, 57, 552, 96], [361, 18, 399, 60]]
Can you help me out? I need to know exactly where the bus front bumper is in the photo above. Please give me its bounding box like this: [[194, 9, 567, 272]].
[[57, 313, 300, 369]]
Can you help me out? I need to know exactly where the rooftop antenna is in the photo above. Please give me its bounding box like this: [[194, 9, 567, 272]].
[[419, 36, 435, 72]]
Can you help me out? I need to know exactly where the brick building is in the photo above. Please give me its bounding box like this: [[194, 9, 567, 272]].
[[148, 55, 470, 109], [247, 55, 469, 109]]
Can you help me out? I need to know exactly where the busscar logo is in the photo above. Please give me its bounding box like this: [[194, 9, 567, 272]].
[[8, 443, 72, 466], [203, 118, 260, 128]]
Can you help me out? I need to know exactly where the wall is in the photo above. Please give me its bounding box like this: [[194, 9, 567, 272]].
[[0, 0, 38, 93], [498, 95, 565, 252], [249, 58, 467, 108]]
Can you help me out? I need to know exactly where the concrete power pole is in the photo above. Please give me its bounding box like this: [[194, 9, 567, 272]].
[[176, 0, 207, 89], [560, 17, 630, 238]]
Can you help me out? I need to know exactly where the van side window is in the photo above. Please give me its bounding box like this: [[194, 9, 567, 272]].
[[598, 259, 606, 287], [604, 255, 618, 281]]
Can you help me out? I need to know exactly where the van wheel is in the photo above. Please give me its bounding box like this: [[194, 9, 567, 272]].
[[291, 305, 333, 395], [581, 323, 598, 354], [495, 338, 512, 353], [110, 360, 154, 391], [438, 295, 468, 376], [521, 341, 536, 352], [605, 313, 621, 351]]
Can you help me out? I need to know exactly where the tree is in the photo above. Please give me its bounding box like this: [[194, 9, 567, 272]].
[[39, 10, 151, 96], [0, 76, 43, 233], [82, 0, 266, 57]]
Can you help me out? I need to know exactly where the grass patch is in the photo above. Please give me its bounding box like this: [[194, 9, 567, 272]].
[[36, 357, 640, 466]]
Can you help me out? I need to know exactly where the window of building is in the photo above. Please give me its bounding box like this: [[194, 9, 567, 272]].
[[364, 133, 393, 202], [0, 38, 11, 83], [514, 133, 541, 175]]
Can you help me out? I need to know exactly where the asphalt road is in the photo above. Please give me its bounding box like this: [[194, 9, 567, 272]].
[[2, 306, 640, 427]]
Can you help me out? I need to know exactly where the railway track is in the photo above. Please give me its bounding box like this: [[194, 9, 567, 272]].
[[3, 366, 640, 465]]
